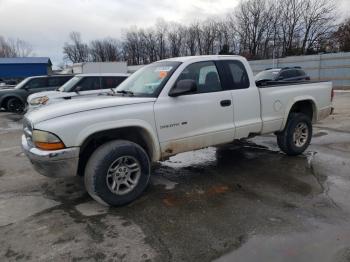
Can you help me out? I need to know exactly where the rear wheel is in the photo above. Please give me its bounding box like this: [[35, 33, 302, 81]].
[[7, 98, 25, 113], [84, 140, 151, 206], [277, 113, 312, 156]]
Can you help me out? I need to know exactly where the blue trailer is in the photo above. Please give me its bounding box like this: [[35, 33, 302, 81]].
[[0, 57, 52, 80]]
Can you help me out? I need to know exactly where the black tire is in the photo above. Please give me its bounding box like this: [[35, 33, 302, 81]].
[[276, 113, 312, 156], [84, 140, 151, 206], [7, 97, 25, 113]]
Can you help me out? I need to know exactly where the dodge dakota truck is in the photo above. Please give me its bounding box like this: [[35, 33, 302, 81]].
[[22, 55, 333, 206]]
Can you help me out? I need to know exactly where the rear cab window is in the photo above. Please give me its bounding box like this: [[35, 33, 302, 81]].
[[47, 77, 62, 87], [48, 76, 72, 87], [58, 76, 73, 85], [101, 76, 127, 89], [219, 60, 250, 90], [75, 77, 101, 91]]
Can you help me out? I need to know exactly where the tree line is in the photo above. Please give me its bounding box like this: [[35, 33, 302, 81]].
[[2, 0, 349, 64], [63, 0, 347, 65]]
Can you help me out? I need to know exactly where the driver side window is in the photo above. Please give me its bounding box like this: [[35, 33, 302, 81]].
[[25, 78, 47, 89], [177, 61, 222, 93]]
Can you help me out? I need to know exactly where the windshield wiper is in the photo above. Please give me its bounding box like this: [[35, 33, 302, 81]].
[[117, 90, 134, 96]]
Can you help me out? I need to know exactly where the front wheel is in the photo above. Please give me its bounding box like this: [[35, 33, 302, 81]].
[[277, 113, 312, 156], [84, 140, 151, 206], [7, 98, 25, 113]]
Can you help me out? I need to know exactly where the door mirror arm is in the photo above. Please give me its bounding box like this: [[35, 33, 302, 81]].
[[75, 86, 82, 93]]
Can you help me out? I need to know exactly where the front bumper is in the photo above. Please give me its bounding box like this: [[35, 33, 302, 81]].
[[21, 135, 80, 177]]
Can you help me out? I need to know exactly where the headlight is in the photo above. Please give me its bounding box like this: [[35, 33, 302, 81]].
[[30, 96, 49, 105], [32, 130, 65, 150]]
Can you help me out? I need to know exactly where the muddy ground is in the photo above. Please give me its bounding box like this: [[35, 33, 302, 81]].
[[0, 92, 350, 262]]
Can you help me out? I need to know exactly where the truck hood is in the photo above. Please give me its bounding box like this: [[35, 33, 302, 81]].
[[26, 96, 156, 124], [0, 87, 15, 91], [28, 90, 112, 101]]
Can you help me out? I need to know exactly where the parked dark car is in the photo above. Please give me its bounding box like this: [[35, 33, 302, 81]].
[[255, 67, 310, 86], [0, 75, 73, 113]]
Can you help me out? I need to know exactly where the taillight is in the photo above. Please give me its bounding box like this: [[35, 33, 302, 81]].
[[331, 88, 334, 102]]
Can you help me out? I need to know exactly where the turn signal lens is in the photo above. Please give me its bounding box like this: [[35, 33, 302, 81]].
[[34, 141, 65, 150], [32, 130, 65, 151]]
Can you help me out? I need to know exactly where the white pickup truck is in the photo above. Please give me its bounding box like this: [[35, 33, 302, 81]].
[[27, 73, 129, 111], [22, 55, 333, 206]]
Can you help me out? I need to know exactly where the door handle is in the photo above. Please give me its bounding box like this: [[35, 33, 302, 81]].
[[220, 100, 231, 107]]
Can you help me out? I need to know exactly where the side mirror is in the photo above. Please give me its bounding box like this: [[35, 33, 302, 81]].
[[169, 80, 197, 97], [75, 86, 82, 93], [255, 80, 263, 87], [23, 86, 29, 91]]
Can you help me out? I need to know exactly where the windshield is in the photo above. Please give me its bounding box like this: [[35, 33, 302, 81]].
[[255, 70, 280, 82], [14, 78, 30, 89], [116, 61, 181, 97], [58, 76, 82, 92]]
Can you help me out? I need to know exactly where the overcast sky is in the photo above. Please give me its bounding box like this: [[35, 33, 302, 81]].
[[0, 0, 349, 66]]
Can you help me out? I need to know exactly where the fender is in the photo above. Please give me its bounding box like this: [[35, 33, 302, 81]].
[[280, 95, 317, 130], [76, 119, 161, 162]]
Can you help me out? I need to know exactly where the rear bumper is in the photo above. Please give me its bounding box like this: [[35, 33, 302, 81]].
[[21, 135, 80, 177]]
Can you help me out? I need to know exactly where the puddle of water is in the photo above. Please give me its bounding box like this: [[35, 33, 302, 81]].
[[215, 222, 350, 262]]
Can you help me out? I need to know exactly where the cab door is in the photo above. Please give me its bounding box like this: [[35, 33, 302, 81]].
[[154, 61, 235, 158], [24, 78, 49, 95], [218, 60, 262, 139]]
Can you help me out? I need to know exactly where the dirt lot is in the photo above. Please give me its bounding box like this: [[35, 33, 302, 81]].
[[0, 92, 350, 262]]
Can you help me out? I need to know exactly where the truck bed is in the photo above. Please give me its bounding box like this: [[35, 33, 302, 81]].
[[258, 81, 333, 134]]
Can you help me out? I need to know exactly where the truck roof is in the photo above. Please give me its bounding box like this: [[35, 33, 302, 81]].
[[24, 74, 73, 80], [75, 73, 130, 77], [160, 55, 243, 63]]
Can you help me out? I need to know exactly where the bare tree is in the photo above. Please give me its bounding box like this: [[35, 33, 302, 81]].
[[63, 32, 89, 63], [333, 18, 350, 52], [155, 19, 168, 60], [122, 29, 142, 65], [200, 19, 218, 55], [0, 36, 33, 57], [167, 23, 185, 57], [0, 36, 14, 57], [300, 0, 336, 54], [90, 38, 121, 62], [235, 0, 275, 58], [184, 23, 199, 56], [141, 29, 157, 63]]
